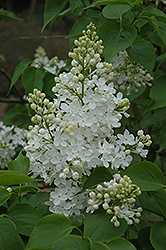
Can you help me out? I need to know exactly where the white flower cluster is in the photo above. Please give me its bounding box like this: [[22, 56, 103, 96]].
[[87, 174, 142, 227], [0, 121, 27, 169], [25, 23, 152, 222], [31, 46, 66, 75], [111, 51, 153, 95]]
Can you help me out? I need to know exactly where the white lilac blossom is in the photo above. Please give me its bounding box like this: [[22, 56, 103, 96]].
[[0, 121, 27, 169], [31, 46, 66, 75], [25, 23, 152, 222], [111, 50, 153, 96], [87, 174, 142, 227]]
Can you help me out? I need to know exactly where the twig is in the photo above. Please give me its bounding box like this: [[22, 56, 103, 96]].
[[142, 211, 164, 223], [18, 35, 66, 40], [0, 98, 27, 104]]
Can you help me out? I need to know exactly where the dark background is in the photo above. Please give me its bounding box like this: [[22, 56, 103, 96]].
[[0, 0, 74, 117]]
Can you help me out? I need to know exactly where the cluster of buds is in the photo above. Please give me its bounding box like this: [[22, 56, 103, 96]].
[[87, 174, 142, 227], [0, 140, 9, 151], [132, 130, 152, 156], [68, 23, 104, 72], [116, 97, 130, 112], [27, 89, 59, 138], [111, 51, 153, 95], [32, 46, 66, 75], [34, 46, 47, 58]]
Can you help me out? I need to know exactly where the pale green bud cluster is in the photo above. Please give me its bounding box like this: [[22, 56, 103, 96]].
[[88, 175, 142, 227], [111, 51, 153, 95], [0, 140, 10, 151], [137, 130, 152, 147], [34, 46, 47, 58], [68, 22, 104, 73], [28, 89, 58, 133], [117, 98, 130, 112]]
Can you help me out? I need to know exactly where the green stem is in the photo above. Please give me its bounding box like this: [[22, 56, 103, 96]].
[[64, 85, 84, 105], [120, 16, 123, 30], [18, 184, 22, 203], [73, 226, 85, 240]]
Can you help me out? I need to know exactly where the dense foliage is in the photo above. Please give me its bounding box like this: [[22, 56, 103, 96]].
[[1, 1, 166, 249]]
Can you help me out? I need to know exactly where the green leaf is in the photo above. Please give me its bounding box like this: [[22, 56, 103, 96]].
[[26, 214, 73, 249], [127, 36, 155, 75], [150, 189, 166, 218], [84, 209, 127, 242], [43, 72, 56, 99], [91, 241, 110, 250], [142, 6, 166, 18], [83, 166, 113, 189], [0, 217, 24, 250], [150, 221, 166, 250], [0, 8, 22, 20], [13, 185, 38, 194], [69, 0, 82, 12], [98, 21, 137, 60], [8, 59, 31, 94], [0, 54, 4, 62], [107, 237, 137, 250], [52, 235, 83, 250], [21, 192, 50, 207], [158, 125, 166, 152], [102, 4, 131, 20], [84, 0, 141, 9], [22, 66, 46, 95], [7, 203, 42, 236], [122, 161, 165, 191], [0, 170, 40, 186], [42, 0, 68, 31], [156, 16, 166, 45], [0, 187, 12, 206], [147, 31, 166, 48], [138, 227, 153, 250], [7, 150, 30, 175], [2, 103, 28, 125], [28, 247, 54, 250], [138, 191, 163, 217], [149, 75, 166, 109], [83, 238, 91, 250], [66, 17, 101, 39], [155, 53, 166, 70]]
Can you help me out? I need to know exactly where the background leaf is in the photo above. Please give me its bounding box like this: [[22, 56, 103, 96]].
[[138, 227, 153, 250], [7, 150, 30, 175], [83, 166, 113, 189], [66, 17, 101, 39], [26, 214, 73, 249], [8, 59, 31, 94], [149, 189, 166, 218], [149, 75, 166, 109], [0, 217, 24, 250], [0, 187, 12, 206], [102, 4, 131, 20], [21, 192, 50, 207], [52, 235, 83, 250], [0, 8, 21, 20], [7, 203, 42, 236], [42, 0, 68, 31], [22, 66, 46, 95], [150, 221, 166, 250], [122, 161, 165, 191], [0, 170, 40, 185], [84, 209, 127, 242], [98, 21, 137, 60], [127, 36, 155, 75], [107, 237, 137, 250]]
